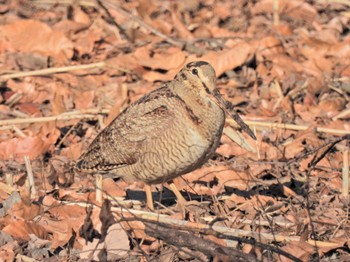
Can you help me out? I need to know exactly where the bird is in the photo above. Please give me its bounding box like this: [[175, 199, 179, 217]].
[[75, 61, 256, 210]]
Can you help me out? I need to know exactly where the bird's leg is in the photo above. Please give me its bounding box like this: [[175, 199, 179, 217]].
[[144, 184, 155, 210], [168, 181, 187, 217], [168, 181, 187, 206]]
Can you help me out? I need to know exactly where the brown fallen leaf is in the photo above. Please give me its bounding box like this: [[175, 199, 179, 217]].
[[0, 19, 73, 63], [8, 199, 43, 221], [80, 223, 130, 261], [138, 48, 186, 70], [193, 41, 253, 76], [216, 169, 252, 191], [15, 103, 41, 116], [253, 36, 284, 58], [251, 0, 318, 23], [3, 220, 48, 241], [280, 241, 315, 262], [0, 241, 16, 262], [0, 136, 48, 162], [171, 12, 194, 39], [319, 94, 346, 113], [102, 177, 127, 197], [284, 132, 321, 159]]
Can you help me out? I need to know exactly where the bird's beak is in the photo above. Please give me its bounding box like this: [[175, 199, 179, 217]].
[[212, 89, 256, 140]]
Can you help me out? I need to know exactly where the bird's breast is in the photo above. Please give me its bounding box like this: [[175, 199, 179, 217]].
[[186, 98, 225, 139]]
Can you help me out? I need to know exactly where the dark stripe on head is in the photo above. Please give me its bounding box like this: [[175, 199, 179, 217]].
[[186, 61, 209, 68], [181, 72, 187, 80], [202, 82, 211, 94]]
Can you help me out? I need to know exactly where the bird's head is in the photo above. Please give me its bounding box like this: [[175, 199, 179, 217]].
[[174, 61, 256, 140]]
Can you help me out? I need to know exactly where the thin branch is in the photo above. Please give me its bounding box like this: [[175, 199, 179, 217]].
[[24, 156, 36, 198], [273, 0, 280, 25], [287, 136, 349, 165], [65, 201, 341, 249], [0, 109, 109, 127], [316, 0, 350, 6], [342, 148, 349, 198], [32, 0, 97, 7], [308, 136, 349, 168], [1, 109, 349, 137], [228, 119, 350, 136], [144, 222, 258, 262], [0, 62, 106, 80]]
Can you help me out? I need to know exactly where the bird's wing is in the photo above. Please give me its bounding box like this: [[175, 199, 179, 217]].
[[75, 87, 177, 172]]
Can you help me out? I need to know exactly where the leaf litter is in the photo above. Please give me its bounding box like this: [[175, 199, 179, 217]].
[[0, 0, 349, 261]]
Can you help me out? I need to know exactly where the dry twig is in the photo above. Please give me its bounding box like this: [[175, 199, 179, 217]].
[[24, 156, 36, 198], [342, 148, 349, 198], [66, 201, 341, 249], [145, 222, 258, 262], [0, 62, 106, 80], [1, 108, 349, 136]]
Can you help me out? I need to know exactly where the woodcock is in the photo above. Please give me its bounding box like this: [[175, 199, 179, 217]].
[[75, 61, 256, 210]]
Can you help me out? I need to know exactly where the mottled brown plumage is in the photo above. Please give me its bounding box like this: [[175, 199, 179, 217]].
[[75, 61, 255, 209]]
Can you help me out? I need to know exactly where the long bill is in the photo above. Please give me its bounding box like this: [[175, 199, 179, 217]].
[[213, 89, 257, 140]]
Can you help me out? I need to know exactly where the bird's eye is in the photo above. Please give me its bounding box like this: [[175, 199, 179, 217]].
[[191, 68, 198, 75]]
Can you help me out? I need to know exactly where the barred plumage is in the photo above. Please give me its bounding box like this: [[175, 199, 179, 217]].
[[75, 61, 255, 209]]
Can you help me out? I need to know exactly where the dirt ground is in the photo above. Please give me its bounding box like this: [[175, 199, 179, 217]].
[[0, 0, 349, 261]]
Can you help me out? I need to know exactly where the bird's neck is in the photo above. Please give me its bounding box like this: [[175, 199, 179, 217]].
[[169, 81, 223, 121]]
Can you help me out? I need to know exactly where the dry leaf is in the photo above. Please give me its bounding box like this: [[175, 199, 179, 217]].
[[80, 223, 130, 261], [139, 48, 186, 71], [0, 136, 48, 161], [0, 20, 73, 62], [198, 41, 253, 76], [252, 0, 318, 23], [0, 1, 348, 260], [3, 220, 48, 240]]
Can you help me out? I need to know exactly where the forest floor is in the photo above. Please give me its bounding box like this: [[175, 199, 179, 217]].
[[0, 0, 350, 261]]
